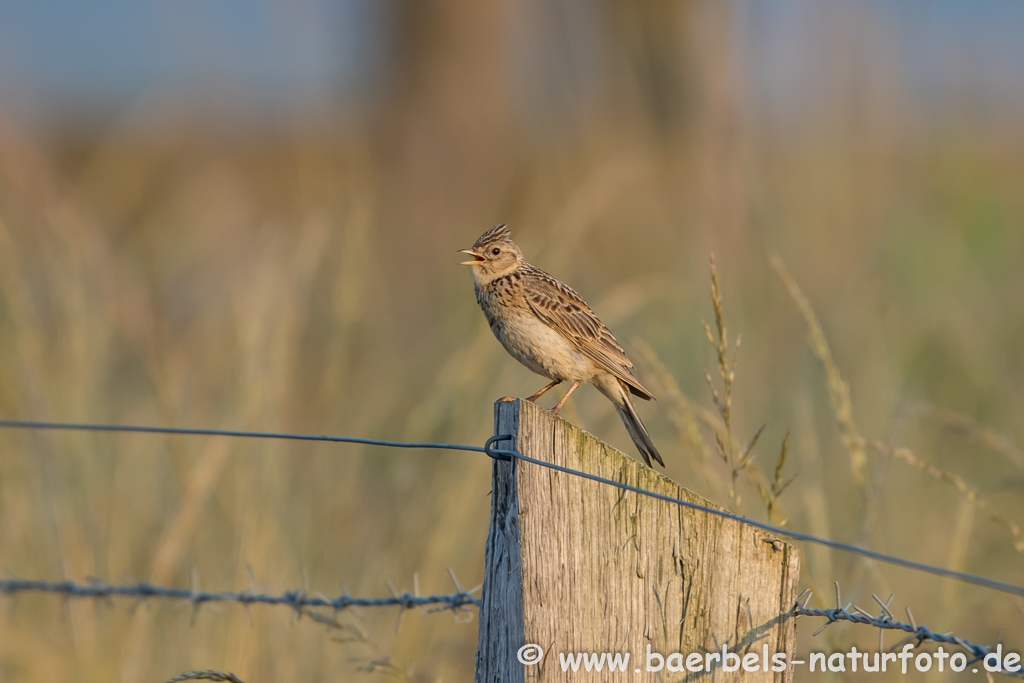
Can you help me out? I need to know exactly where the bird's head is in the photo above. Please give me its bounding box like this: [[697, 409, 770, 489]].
[[458, 224, 524, 283]]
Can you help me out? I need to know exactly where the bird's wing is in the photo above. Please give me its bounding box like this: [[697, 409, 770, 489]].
[[522, 267, 654, 400]]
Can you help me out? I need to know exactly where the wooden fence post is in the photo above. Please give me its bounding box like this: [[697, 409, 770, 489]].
[[475, 399, 800, 681]]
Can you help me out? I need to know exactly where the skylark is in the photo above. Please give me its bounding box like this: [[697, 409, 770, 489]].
[[459, 224, 663, 468]]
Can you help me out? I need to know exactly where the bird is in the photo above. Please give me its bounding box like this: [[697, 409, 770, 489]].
[[459, 224, 663, 468]]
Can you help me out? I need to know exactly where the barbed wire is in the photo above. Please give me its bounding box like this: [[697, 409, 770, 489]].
[[165, 670, 244, 683], [0, 577, 481, 617], [793, 584, 1023, 679], [1, 418, 1022, 600], [4, 577, 1015, 678]]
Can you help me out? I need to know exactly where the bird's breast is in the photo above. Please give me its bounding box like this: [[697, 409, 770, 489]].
[[474, 274, 594, 381], [490, 310, 593, 382]]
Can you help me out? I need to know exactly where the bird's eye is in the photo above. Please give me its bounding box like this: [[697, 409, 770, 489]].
[[491, 247, 501, 255]]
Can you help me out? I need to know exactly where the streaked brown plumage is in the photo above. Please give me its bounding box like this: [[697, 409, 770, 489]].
[[459, 224, 663, 467]]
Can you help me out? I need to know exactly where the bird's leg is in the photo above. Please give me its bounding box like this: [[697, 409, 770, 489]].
[[526, 380, 561, 403], [552, 380, 582, 414]]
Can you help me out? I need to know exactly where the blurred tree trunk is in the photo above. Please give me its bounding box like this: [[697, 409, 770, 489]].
[[689, 0, 748, 248], [602, 0, 696, 136], [600, 0, 747, 248], [377, 0, 517, 305]]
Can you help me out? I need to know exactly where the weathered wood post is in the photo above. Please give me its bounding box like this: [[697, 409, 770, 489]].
[[476, 399, 800, 682]]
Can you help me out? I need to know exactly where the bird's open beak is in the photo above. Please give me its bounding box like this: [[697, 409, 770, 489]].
[[458, 248, 485, 266]]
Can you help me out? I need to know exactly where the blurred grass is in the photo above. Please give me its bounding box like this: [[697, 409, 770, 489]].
[[1, 3, 1024, 681]]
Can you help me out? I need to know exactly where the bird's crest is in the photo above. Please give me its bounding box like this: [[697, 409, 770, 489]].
[[473, 224, 512, 250]]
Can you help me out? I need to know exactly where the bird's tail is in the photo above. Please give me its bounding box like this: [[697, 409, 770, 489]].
[[601, 379, 663, 468]]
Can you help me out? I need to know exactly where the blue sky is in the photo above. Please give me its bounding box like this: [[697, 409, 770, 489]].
[[0, 0, 382, 107], [1, 0, 1023, 119]]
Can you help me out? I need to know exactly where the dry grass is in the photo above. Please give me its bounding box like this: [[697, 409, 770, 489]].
[[773, 254, 1023, 554], [771, 254, 869, 488], [1, 5, 1024, 681], [902, 401, 1024, 472]]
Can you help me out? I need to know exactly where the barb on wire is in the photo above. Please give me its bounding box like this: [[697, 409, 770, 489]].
[[793, 584, 1024, 679], [2, 419, 1023, 600], [165, 671, 245, 683], [0, 578, 481, 616]]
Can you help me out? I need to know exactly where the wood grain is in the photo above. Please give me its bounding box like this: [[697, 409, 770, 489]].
[[476, 399, 800, 682]]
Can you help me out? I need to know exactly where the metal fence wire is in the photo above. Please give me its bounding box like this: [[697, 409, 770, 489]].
[[1, 419, 1021, 677]]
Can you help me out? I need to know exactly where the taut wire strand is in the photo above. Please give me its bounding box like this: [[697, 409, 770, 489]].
[[2, 418, 1022, 599]]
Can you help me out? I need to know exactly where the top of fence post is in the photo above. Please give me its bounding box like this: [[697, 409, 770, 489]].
[[476, 398, 801, 682]]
